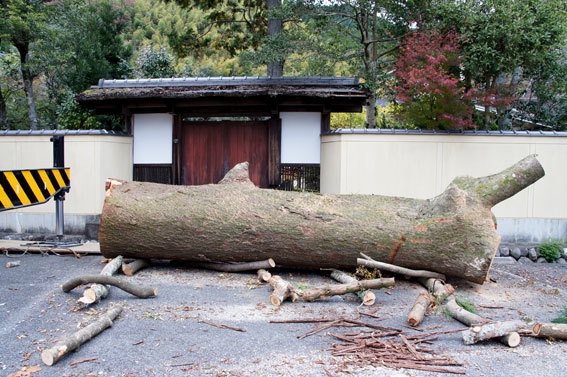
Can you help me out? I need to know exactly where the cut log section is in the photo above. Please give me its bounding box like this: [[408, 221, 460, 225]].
[[408, 291, 431, 327], [79, 256, 123, 305], [257, 269, 272, 283], [62, 275, 157, 299], [122, 259, 150, 276], [187, 258, 276, 272], [299, 278, 394, 302], [418, 278, 454, 298], [358, 254, 446, 281], [532, 323, 567, 340], [462, 320, 527, 345], [328, 269, 376, 305], [269, 275, 299, 306], [99, 156, 545, 283], [41, 306, 123, 366]]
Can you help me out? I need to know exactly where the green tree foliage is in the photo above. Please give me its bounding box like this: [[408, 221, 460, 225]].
[[433, 0, 567, 129], [134, 44, 175, 78]]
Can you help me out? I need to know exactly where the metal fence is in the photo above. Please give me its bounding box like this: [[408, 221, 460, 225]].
[[278, 163, 320, 192]]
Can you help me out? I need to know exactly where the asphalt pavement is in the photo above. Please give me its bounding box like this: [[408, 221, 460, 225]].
[[1, 253, 566, 377]]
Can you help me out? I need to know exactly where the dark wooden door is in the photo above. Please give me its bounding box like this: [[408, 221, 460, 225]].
[[181, 121, 269, 187]]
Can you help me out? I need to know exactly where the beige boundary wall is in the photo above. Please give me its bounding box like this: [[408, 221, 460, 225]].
[[321, 129, 567, 243], [0, 131, 132, 235]]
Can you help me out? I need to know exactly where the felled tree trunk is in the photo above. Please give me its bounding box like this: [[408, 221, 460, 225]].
[[100, 156, 544, 284]]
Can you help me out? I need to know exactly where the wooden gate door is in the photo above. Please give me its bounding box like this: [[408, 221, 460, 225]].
[[181, 121, 269, 187]]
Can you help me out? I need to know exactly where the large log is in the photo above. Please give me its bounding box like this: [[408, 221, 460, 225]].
[[100, 156, 545, 283]]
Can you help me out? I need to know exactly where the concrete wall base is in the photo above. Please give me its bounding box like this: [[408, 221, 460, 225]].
[[0, 213, 100, 240], [497, 218, 567, 244]]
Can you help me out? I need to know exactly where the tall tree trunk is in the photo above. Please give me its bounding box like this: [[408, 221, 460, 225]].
[[365, 92, 377, 128], [15, 43, 39, 130], [99, 156, 544, 284], [0, 82, 9, 130], [266, 0, 284, 77]]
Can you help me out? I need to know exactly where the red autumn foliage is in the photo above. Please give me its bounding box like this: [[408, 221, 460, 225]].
[[395, 31, 476, 130]]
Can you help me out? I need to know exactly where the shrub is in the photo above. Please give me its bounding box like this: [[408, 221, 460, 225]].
[[538, 240, 564, 262]]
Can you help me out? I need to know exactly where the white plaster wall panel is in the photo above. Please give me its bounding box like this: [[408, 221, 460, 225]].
[[533, 142, 567, 218], [133, 113, 173, 164], [280, 112, 321, 164]]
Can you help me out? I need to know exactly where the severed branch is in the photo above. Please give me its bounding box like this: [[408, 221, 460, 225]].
[[198, 319, 246, 332], [257, 269, 272, 283], [79, 256, 123, 306], [188, 258, 276, 272], [122, 259, 150, 276], [62, 275, 157, 299], [41, 306, 122, 366], [532, 323, 567, 340], [462, 320, 527, 346], [268, 275, 299, 306], [408, 290, 431, 327], [326, 268, 376, 305], [299, 278, 394, 302], [359, 253, 446, 280]]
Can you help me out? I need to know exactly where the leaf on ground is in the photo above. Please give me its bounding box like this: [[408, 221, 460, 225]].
[[7, 365, 42, 377]]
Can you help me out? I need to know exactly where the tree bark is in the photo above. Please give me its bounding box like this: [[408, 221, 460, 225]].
[[186, 258, 276, 272], [79, 256, 123, 305], [408, 291, 431, 327], [328, 269, 376, 306], [41, 306, 122, 366], [365, 93, 377, 128], [266, 0, 284, 77], [269, 275, 299, 306], [62, 275, 158, 299], [359, 254, 446, 280], [462, 320, 527, 345], [299, 278, 394, 302], [0, 80, 9, 130], [14, 42, 39, 130], [532, 323, 567, 340], [100, 156, 545, 284], [122, 259, 150, 276]]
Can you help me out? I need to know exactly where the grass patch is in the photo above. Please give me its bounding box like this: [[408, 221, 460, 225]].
[[456, 296, 478, 315], [552, 305, 567, 324]]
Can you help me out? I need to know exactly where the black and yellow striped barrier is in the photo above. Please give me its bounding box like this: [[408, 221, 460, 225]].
[[0, 168, 70, 211]]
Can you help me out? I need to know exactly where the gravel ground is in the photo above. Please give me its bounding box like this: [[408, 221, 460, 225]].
[[1, 254, 566, 377]]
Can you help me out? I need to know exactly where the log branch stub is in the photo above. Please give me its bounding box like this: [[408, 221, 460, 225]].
[[532, 323, 567, 340], [189, 259, 276, 273], [268, 275, 299, 306], [122, 259, 150, 276], [328, 269, 376, 306], [462, 320, 528, 345], [299, 278, 394, 302], [100, 156, 545, 284], [257, 269, 272, 283], [79, 256, 123, 305], [41, 306, 122, 366], [358, 258, 446, 281], [63, 275, 157, 299], [418, 278, 454, 298], [408, 291, 431, 327]]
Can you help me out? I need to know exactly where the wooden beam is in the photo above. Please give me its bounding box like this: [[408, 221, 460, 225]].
[[268, 115, 281, 187]]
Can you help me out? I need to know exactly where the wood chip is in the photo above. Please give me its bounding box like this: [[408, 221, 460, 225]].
[[198, 319, 246, 332], [69, 357, 98, 366]]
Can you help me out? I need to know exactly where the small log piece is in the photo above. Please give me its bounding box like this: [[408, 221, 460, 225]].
[[79, 256, 123, 305], [328, 269, 376, 305], [532, 323, 567, 340], [299, 278, 394, 302], [122, 259, 150, 276], [189, 258, 276, 273], [5, 260, 21, 268], [418, 278, 454, 298], [462, 319, 527, 345], [62, 275, 157, 299], [269, 275, 299, 306], [257, 269, 272, 283], [358, 256, 446, 280], [41, 306, 123, 366], [408, 291, 431, 327]]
